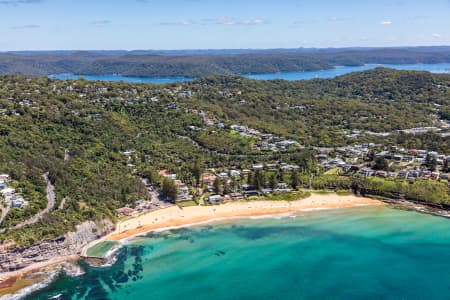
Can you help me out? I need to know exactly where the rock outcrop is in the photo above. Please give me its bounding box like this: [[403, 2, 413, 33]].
[[0, 220, 114, 273]]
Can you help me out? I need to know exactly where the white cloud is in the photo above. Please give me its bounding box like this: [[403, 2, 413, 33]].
[[328, 17, 346, 22], [380, 20, 393, 25], [162, 17, 268, 26], [0, 0, 43, 5], [90, 20, 111, 26], [432, 33, 442, 38], [160, 20, 195, 26], [205, 17, 267, 26], [241, 18, 267, 25], [10, 24, 40, 29]]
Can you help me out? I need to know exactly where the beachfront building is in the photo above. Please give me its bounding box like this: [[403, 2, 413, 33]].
[[176, 180, 193, 201], [208, 195, 222, 204], [116, 207, 137, 216]]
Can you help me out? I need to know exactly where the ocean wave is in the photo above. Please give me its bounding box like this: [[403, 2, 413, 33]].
[[0, 271, 59, 300], [248, 213, 293, 220]]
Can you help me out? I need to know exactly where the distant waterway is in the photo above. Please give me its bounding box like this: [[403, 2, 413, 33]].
[[48, 74, 194, 84], [26, 206, 450, 299], [244, 63, 450, 80], [49, 63, 450, 83]]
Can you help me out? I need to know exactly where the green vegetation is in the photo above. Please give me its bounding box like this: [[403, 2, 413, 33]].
[[264, 191, 311, 201], [176, 200, 198, 207], [0, 67, 448, 246], [161, 178, 177, 202], [1, 47, 450, 77], [189, 69, 450, 149]]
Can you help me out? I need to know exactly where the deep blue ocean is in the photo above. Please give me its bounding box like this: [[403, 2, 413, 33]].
[[28, 206, 450, 299], [49, 63, 450, 83]]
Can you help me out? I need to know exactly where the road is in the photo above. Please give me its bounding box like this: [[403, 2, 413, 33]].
[[0, 200, 11, 225], [0, 172, 56, 232]]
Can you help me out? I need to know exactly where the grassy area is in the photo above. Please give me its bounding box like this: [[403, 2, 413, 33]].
[[176, 200, 198, 207], [311, 190, 335, 195], [335, 189, 353, 196], [324, 168, 341, 175], [250, 191, 312, 202]]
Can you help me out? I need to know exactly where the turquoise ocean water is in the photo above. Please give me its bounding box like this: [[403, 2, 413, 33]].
[[49, 63, 450, 83], [28, 206, 450, 299]]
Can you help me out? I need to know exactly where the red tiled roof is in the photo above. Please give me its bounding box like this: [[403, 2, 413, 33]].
[[116, 207, 135, 214], [158, 169, 170, 175]]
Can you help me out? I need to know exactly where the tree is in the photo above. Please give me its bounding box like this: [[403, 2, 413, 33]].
[[230, 176, 239, 192], [443, 159, 450, 173], [425, 154, 437, 171], [292, 150, 317, 173], [367, 150, 375, 162], [429, 158, 437, 172], [247, 172, 254, 187], [291, 172, 300, 190], [223, 179, 232, 194], [269, 173, 278, 189], [141, 167, 160, 184], [161, 178, 177, 203], [190, 161, 203, 189], [373, 157, 389, 171], [254, 170, 265, 190], [213, 177, 222, 195]]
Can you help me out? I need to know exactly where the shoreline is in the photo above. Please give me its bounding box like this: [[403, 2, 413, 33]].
[[81, 193, 384, 254], [0, 193, 384, 296]]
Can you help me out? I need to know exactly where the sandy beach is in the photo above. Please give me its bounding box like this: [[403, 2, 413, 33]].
[[0, 193, 384, 297], [85, 193, 384, 252]]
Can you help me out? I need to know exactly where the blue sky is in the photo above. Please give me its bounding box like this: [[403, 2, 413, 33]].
[[0, 0, 449, 50]]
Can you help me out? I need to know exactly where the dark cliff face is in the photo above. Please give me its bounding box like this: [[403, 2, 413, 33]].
[[0, 220, 114, 273]]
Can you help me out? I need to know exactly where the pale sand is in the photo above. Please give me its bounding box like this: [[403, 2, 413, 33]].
[[85, 194, 384, 251], [1, 193, 384, 292]]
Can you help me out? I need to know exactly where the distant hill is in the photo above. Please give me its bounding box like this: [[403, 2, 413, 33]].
[[0, 46, 450, 77]]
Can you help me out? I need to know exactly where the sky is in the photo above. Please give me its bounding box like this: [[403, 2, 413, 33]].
[[0, 0, 449, 50]]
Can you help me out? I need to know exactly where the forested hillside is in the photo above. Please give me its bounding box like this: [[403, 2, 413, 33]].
[[0, 68, 449, 245], [1, 47, 450, 77]]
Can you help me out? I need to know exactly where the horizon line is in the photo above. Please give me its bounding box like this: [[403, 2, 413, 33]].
[[2, 45, 450, 53]]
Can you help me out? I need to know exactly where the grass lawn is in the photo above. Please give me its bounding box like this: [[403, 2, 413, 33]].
[[176, 200, 198, 207], [324, 167, 341, 175], [251, 191, 311, 202], [335, 189, 353, 196], [311, 190, 334, 194]]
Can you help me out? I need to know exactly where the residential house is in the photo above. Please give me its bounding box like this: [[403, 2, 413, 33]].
[[0, 174, 10, 182], [229, 192, 244, 200], [431, 172, 440, 180], [10, 195, 26, 208], [116, 207, 136, 216], [398, 170, 409, 178], [208, 195, 222, 204], [1, 187, 15, 197], [229, 170, 241, 177], [159, 170, 177, 180], [202, 172, 217, 186]]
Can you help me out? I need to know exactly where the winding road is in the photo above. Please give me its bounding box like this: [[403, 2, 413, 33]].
[[0, 201, 10, 225], [0, 172, 56, 232]]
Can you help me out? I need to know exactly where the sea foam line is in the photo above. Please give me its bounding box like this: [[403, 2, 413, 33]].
[[0, 271, 59, 300]]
